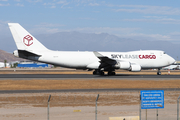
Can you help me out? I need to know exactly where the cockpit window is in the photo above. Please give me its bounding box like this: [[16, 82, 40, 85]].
[[163, 52, 166, 54]]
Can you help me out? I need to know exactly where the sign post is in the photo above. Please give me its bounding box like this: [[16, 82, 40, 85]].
[[95, 94, 99, 120], [140, 90, 164, 119], [156, 109, 158, 120], [177, 95, 180, 120], [47, 95, 51, 120], [139, 95, 141, 120]]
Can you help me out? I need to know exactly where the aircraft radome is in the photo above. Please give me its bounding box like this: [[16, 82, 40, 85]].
[[8, 23, 175, 75]]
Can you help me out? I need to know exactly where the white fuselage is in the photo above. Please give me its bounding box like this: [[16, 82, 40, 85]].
[[34, 50, 175, 70]]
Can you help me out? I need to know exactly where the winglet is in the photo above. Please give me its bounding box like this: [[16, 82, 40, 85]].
[[93, 51, 116, 64], [93, 51, 104, 58]]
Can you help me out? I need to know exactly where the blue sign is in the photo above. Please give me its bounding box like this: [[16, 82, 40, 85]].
[[141, 90, 164, 109]]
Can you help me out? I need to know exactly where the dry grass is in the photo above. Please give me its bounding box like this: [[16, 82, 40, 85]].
[[0, 92, 140, 107], [0, 91, 179, 107], [0, 79, 180, 90]]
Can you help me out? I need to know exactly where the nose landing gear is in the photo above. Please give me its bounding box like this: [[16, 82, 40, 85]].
[[157, 69, 161, 75]]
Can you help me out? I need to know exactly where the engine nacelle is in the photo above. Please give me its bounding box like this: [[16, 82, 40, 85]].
[[129, 64, 141, 72], [114, 61, 131, 69], [87, 62, 100, 69], [13, 50, 19, 57]]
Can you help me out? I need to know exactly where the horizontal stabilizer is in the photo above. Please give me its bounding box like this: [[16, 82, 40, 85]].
[[13, 50, 41, 59], [18, 50, 41, 57]]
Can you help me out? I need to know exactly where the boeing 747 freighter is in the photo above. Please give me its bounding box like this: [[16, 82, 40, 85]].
[[8, 23, 175, 75]]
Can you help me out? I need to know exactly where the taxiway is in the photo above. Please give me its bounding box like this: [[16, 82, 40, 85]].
[[0, 74, 180, 79]]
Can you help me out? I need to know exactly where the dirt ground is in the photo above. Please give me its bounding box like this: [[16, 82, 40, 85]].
[[1, 79, 180, 90], [0, 69, 180, 120], [0, 91, 180, 120]]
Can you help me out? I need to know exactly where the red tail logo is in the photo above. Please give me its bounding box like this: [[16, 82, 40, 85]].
[[23, 35, 33, 46]]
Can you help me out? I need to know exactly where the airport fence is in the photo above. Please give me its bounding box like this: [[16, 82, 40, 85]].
[[0, 91, 179, 120]]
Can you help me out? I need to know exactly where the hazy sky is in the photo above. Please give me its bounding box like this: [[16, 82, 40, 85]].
[[0, 0, 180, 43]]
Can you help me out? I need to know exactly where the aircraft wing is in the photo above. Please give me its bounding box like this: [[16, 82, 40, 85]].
[[93, 51, 116, 65], [93, 51, 141, 72]]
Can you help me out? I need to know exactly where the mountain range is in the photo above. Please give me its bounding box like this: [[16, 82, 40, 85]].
[[0, 49, 22, 62], [35, 32, 180, 60], [0, 31, 180, 62]]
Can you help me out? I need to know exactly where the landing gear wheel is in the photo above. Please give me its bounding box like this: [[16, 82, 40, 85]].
[[108, 71, 116, 76], [93, 71, 97, 75], [157, 69, 161, 75], [93, 70, 104, 75], [112, 72, 116, 75], [100, 71, 104, 75]]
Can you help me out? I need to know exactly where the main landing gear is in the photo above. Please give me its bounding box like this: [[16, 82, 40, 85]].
[[93, 70, 104, 75], [107, 71, 116, 75], [157, 69, 161, 75], [93, 70, 116, 76]]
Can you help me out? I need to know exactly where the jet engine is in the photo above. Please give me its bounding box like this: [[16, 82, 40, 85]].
[[114, 61, 131, 69], [87, 62, 100, 69], [129, 64, 141, 72]]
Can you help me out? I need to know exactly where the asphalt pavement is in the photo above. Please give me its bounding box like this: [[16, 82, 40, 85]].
[[0, 74, 180, 79]]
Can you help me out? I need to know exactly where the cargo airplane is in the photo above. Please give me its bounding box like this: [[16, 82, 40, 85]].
[[8, 23, 175, 75]]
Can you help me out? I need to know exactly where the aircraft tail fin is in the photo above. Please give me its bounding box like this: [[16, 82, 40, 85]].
[[8, 23, 48, 51]]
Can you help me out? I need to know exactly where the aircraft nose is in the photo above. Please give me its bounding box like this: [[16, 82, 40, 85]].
[[168, 56, 176, 65]]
